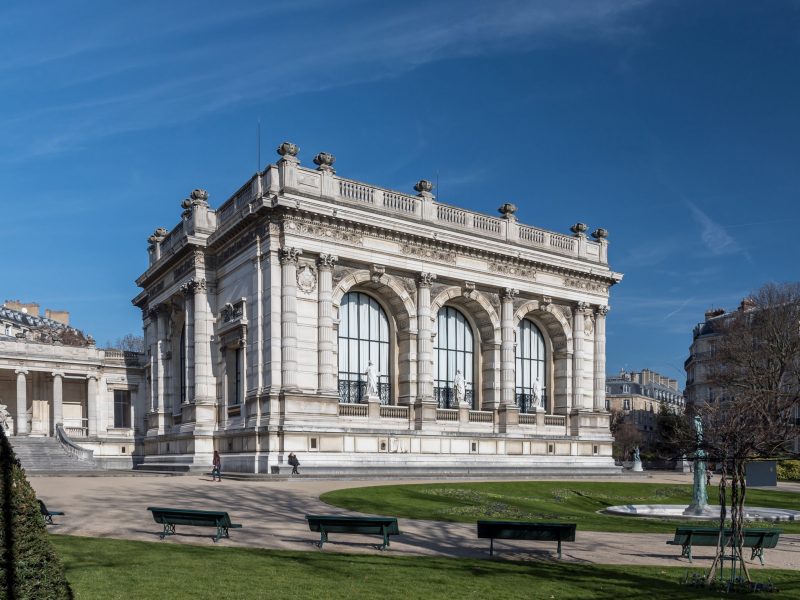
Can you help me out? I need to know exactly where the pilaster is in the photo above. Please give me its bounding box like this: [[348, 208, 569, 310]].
[[280, 247, 302, 392], [593, 305, 609, 411], [572, 301, 588, 410], [317, 253, 338, 394], [87, 374, 98, 437], [500, 287, 518, 407], [415, 272, 437, 428], [15, 369, 28, 435], [52, 372, 64, 434]]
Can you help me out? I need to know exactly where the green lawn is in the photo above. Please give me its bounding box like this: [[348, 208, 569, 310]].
[[320, 482, 800, 534], [52, 535, 799, 599]]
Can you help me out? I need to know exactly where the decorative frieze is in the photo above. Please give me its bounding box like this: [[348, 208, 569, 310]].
[[564, 278, 608, 294], [287, 220, 364, 246], [401, 242, 456, 264], [488, 260, 536, 281]]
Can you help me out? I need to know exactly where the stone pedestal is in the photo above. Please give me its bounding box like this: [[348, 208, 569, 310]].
[[414, 400, 437, 430], [632, 460, 643, 472], [366, 396, 381, 420], [458, 404, 470, 424], [498, 404, 519, 433]]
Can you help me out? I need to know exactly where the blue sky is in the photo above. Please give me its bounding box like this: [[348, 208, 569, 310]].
[[2, 0, 799, 385]]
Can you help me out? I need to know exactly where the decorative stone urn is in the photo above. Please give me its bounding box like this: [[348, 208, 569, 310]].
[[277, 142, 299, 158], [414, 179, 433, 195], [313, 152, 336, 172], [591, 228, 608, 240], [570, 222, 588, 236], [498, 203, 518, 219]]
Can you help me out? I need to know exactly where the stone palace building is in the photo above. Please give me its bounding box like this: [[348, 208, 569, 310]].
[[133, 142, 623, 474]]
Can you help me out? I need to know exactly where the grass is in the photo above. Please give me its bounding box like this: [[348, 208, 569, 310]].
[[51, 535, 800, 599], [320, 482, 800, 534]]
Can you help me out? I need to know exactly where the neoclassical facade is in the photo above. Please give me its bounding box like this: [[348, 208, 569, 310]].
[[133, 143, 623, 474]]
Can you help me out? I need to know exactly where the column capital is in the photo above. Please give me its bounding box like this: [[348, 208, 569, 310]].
[[279, 247, 303, 265], [418, 272, 437, 287], [51, 371, 65, 378], [595, 305, 610, 317], [575, 301, 590, 314], [501, 287, 519, 301], [317, 253, 338, 270], [14, 368, 28, 376], [86, 373, 99, 381]]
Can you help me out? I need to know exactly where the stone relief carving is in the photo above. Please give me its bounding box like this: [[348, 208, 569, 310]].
[[401, 243, 456, 265], [488, 260, 536, 280], [332, 265, 353, 286], [287, 220, 364, 246], [564, 278, 608, 294], [418, 272, 437, 287], [279, 247, 303, 264], [370, 265, 385, 283], [584, 314, 594, 336], [486, 292, 501, 314], [297, 264, 317, 293], [317, 254, 338, 269]]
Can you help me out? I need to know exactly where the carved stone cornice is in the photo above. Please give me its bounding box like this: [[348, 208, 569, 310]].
[[418, 272, 437, 287], [563, 277, 609, 294], [317, 253, 339, 270], [279, 247, 303, 265], [285, 219, 364, 247]]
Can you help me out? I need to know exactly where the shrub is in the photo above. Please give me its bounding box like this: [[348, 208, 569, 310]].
[[777, 460, 800, 481], [0, 427, 72, 599]]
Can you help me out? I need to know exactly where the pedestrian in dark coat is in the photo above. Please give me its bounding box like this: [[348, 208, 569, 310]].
[[288, 452, 300, 475], [212, 450, 222, 482]]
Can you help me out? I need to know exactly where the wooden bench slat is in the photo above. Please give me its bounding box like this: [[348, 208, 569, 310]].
[[477, 521, 577, 559], [305, 515, 400, 550], [147, 507, 242, 542]]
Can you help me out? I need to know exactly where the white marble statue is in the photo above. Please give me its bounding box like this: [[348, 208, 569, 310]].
[[533, 376, 543, 408], [364, 361, 379, 397], [454, 370, 466, 404], [0, 404, 12, 435]]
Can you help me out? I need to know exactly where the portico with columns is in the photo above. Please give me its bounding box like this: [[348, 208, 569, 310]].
[[133, 142, 623, 474]]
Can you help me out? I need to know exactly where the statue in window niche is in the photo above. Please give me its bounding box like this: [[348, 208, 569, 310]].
[[533, 376, 543, 409], [454, 370, 467, 405], [364, 361, 379, 398]]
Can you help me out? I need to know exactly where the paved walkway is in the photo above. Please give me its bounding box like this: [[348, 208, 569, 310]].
[[30, 472, 800, 570]]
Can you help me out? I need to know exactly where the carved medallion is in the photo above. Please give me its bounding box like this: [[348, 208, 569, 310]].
[[297, 265, 317, 293]]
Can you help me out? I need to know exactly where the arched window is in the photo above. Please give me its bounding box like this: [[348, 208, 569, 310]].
[[433, 306, 474, 409], [338, 292, 390, 404], [515, 319, 547, 412]]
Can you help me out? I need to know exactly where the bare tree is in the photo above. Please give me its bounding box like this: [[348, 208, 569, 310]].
[[610, 409, 643, 461], [106, 334, 145, 353], [667, 282, 800, 585]]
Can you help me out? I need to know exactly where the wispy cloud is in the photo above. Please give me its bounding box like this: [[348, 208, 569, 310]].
[[686, 201, 752, 262], [0, 0, 652, 161]]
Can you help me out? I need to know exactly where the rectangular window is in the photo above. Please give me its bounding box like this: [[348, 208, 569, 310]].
[[623, 399, 630, 410], [114, 390, 131, 429]]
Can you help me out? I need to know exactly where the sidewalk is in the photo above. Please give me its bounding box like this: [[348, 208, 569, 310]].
[[30, 473, 800, 570]]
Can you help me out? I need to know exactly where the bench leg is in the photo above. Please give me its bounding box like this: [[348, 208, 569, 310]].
[[557, 539, 562, 560], [214, 526, 229, 543], [380, 525, 389, 551], [681, 543, 692, 563], [44, 514, 54, 525], [751, 547, 764, 566], [160, 523, 175, 540], [318, 529, 328, 549], [489, 538, 494, 556]]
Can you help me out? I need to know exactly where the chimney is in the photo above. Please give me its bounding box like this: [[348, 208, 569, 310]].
[[705, 308, 726, 320], [45, 309, 70, 325], [3, 300, 40, 316]]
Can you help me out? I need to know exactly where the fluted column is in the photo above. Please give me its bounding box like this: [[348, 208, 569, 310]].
[[572, 302, 588, 410], [317, 254, 338, 393], [500, 288, 518, 407], [52, 372, 64, 434], [180, 284, 195, 404], [146, 309, 158, 413], [280, 247, 302, 392], [416, 272, 436, 401], [594, 305, 609, 411], [15, 369, 28, 435], [191, 277, 214, 404], [87, 375, 98, 436], [157, 308, 169, 411]]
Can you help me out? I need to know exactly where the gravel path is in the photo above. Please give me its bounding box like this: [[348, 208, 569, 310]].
[[30, 473, 800, 570]]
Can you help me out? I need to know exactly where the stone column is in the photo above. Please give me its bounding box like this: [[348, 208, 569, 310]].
[[500, 288, 518, 406], [187, 278, 212, 405], [52, 372, 64, 434], [15, 369, 28, 435], [147, 307, 160, 412], [280, 247, 302, 392], [317, 254, 338, 394], [593, 305, 609, 411], [157, 308, 169, 413], [572, 302, 588, 410], [87, 375, 98, 437], [416, 272, 436, 401], [180, 284, 196, 404]]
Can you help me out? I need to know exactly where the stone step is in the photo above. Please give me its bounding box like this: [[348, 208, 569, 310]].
[[9, 436, 102, 473]]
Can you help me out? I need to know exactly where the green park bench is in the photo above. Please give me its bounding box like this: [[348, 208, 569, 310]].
[[305, 515, 401, 550], [477, 521, 577, 559], [147, 507, 243, 543], [38, 499, 65, 525], [666, 527, 781, 565]]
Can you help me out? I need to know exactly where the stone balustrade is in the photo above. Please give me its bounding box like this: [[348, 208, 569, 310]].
[[379, 405, 409, 419], [436, 408, 459, 422], [208, 163, 607, 264], [519, 413, 537, 425], [544, 414, 567, 427], [468, 410, 493, 423], [338, 403, 368, 417]]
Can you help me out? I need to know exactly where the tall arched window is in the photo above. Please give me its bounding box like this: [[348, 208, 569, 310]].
[[433, 306, 474, 409], [338, 292, 391, 404], [515, 319, 547, 412]]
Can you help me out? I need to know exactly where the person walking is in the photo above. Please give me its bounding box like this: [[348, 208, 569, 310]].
[[288, 452, 300, 475], [212, 450, 222, 482], [706, 468, 712, 486]]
